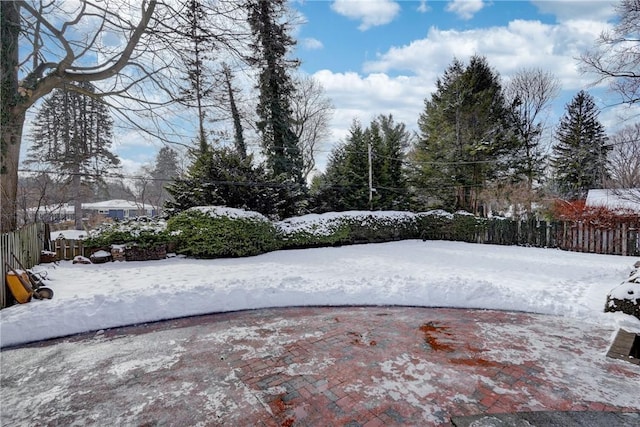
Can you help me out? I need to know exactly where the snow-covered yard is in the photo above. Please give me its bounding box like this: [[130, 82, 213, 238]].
[[1, 240, 639, 348]]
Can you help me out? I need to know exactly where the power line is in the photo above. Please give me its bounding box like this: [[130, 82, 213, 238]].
[[18, 167, 485, 192]]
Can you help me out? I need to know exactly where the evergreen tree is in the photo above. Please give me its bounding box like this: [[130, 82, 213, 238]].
[[551, 90, 609, 199], [165, 144, 276, 216], [412, 59, 465, 210], [313, 120, 369, 212], [412, 56, 517, 214], [221, 63, 247, 160], [26, 82, 120, 229], [247, 0, 306, 218], [178, 0, 216, 151], [145, 147, 181, 213], [311, 116, 411, 212], [368, 115, 410, 210]]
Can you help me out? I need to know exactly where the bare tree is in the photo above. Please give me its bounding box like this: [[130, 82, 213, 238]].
[[580, 0, 640, 105], [291, 75, 334, 180], [608, 122, 640, 203], [1, 0, 159, 232], [16, 171, 70, 225], [0, 0, 249, 232], [505, 68, 560, 214]]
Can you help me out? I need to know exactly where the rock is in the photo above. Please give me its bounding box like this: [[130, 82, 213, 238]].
[[90, 250, 112, 264], [605, 274, 640, 320], [72, 255, 92, 264], [110, 245, 126, 262]]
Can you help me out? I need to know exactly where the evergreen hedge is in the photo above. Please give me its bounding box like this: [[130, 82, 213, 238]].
[[85, 207, 513, 260], [85, 218, 170, 250], [166, 207, 280, 258]]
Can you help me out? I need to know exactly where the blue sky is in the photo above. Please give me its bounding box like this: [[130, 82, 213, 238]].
[[20, 0, 638, 177], [279, 0, 638, 173], [295, 0, 554, 75]]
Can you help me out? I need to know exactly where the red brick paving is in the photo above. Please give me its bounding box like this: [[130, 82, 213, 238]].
[[1, 307, 639, 426]]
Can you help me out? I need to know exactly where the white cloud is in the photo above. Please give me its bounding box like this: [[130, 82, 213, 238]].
[[305, 15, 625, 171], [331, 0, 401, 31], [312, 69, 428, 150], [301, 37, 324, 50], [531, 0, 616, 22], [446, 0, 485, 20], [417, 0, 430, 13], [362, 19, 609, 90]]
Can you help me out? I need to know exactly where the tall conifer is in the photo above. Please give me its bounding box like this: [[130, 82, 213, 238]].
[[247, 0, 306, 217], [26, 82, 119, 229], [551, 90, 609, 199]]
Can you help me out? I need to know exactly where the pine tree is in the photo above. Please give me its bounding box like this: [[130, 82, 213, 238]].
[[311, 117, 410, 212], [247, 0, 306, 218], [368, 115, 410, 210], [551, 90, 609, 199], [179, 0, 216, 151], [165, 145, 276, 216], [145, 147, 181, 213], [412, 56, 517, 213], [221, 63, 247, 160], [26, 82, 119, 229], [314, 120, 369, 212]]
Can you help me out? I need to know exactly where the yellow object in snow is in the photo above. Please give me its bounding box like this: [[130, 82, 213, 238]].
[[6, 270, 33, 304]]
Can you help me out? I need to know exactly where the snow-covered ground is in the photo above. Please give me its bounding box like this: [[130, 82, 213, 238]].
[[1, 240, 639, 348]]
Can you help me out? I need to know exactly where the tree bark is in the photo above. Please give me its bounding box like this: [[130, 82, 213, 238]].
[[1, 1, 156, 232], [1, 1, 22, 232]]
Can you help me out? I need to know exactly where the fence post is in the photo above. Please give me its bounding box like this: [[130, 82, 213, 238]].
[[1, 223, 46, 309]]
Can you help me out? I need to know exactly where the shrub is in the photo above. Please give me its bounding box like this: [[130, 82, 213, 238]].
[[276, 213, 351, 249], [451, 211, 483, 243], [277, 211, 420, 249], [416, 210, 454, 240], [342, 212, 418, 243], [166, 206, 280, 258], [84, 217, 170, 250]]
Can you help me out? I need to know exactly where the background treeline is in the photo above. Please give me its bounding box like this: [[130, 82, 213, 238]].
[[16, 0, 639, 228]]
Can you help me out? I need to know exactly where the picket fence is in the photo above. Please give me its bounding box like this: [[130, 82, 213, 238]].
[[0, 222, 49, 308], [2, 218, 639, 309], [476, 219, 640, 256]]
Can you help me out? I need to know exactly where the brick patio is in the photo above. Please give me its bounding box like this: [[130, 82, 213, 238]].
[[1, 307, 639, 426]]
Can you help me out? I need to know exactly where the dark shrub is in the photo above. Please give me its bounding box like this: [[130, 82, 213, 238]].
[[167, 207, 280, 258]]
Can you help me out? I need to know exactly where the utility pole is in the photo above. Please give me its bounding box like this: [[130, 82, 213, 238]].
[[368, 141, 373, 210]]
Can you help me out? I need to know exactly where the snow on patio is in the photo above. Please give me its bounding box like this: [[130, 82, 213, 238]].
[[1, 239, 639, 348]]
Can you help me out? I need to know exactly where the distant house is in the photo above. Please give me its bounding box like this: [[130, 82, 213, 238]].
[[585, 189, 640, 214], [27, 199, 157, 223], [83, 200, 157, 220]]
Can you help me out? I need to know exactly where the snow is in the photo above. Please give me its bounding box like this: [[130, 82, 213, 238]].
[[190, 205, 269, 221], [1, 240, 639, 348], [276, 210, 415, 235], [586, 188, 640, 212], [608, 270, 640, 301], [50, 229, 87, 240]]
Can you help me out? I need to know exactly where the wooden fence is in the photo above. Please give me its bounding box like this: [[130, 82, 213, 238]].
[[52, 238, 86, 261], [0, 222, 49, 308], [2, 217, 638, 309], [475, 218, 640, 256], [553, 220, 640, 256]]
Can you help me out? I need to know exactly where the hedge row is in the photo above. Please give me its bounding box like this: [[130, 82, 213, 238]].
[[85, 207, 503, 259]]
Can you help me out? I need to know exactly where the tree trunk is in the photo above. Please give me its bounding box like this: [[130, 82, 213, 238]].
[[73, 171, 83, 230], [1, 115, 24, 232], [1, 1, 22, 232]]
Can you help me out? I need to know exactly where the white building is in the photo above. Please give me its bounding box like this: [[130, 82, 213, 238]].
[[27, 199, 157, 222]]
